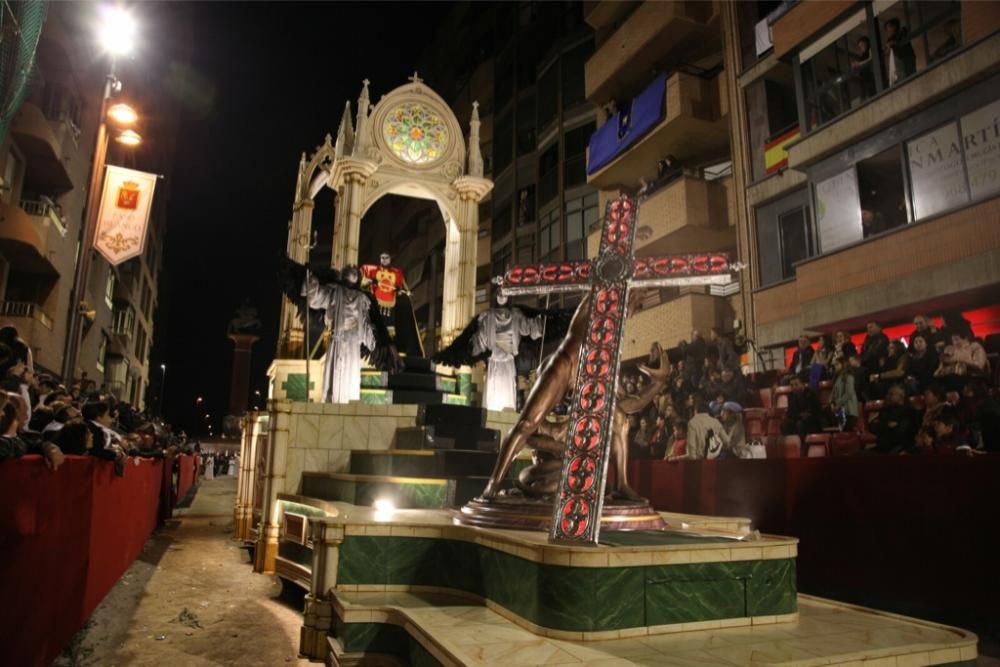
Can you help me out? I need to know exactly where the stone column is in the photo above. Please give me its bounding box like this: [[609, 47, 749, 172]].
[[227, 333, 259, 417], [299, 519, 344, 660], [278, 197, 315, 358], [330, 158, 378, 269], [446, 176, 492, 343], [254, 400, 290, 574]]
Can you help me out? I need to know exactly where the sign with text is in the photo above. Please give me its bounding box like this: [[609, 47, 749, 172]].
[[961, 99, 1000, 201], [815, 167, 861, 253], [94, 165, 157, 265], [907, 123, 968, 220]]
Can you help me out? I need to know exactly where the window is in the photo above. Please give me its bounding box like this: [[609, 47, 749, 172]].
[[876, 1, 961, 87], [962, 98, 1000, 201], [493, 198, 512, 240], [538, 207, 561, 260], [97, 334, 108, 374], [744, 72, 799, 182], [857, 146, 907, 236], [564, 123, 594, 189], [561, 40, 592, 109], [478, 199, 492, 224], [516, 94, 536, 156], [799, 10, 877, 131], [493, 112, 513, 174], [104, 271, 116, 309], [906, 123, 967, 220], [537, 64, 559, 131], [516, 186, 536, 226], [538, 143, 559, 205], [496, 53, 514, 110], [756, 189, 814, 287], [135, 324, 146, 359], [565, 192, 599, 260], [492, 244, 512, 277], [516, 237, 533, 265]]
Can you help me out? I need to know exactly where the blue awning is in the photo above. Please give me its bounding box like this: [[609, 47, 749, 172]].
[[587, 73, 667, 175]]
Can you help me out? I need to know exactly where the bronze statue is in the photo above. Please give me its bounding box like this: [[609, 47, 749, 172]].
[[481, 293, 667, 501]]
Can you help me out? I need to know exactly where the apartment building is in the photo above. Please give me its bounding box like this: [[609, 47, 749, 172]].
[[582, 1, 739, 361], [0, 3, 176, 407], [728, 0, 1000, 365]]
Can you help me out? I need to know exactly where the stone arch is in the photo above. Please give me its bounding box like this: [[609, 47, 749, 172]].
[[278, 76, 492, 357]]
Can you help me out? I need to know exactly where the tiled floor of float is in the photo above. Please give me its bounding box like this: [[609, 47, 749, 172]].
[[335, 591, 977, 666]]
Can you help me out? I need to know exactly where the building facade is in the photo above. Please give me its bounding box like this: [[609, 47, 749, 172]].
[[0, 3, 176, 407], [583, 1, 740, 361], [729, 0, 1000, 365]]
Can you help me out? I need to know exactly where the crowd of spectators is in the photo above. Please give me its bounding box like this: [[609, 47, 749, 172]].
[[0, 324, 195, 474], [779, 313, 998, 455]]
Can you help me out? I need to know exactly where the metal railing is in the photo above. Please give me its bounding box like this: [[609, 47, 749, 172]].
[[20, 198, 68, 236], [0, 301, 53, 329]]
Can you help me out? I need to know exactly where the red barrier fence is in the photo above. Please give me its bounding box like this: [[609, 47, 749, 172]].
[[630, 455, 1000, 642], [0, 456, 169, 667], [175, 454, 198, 504]]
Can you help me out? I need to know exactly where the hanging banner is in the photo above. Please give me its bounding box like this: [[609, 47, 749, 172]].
[[93, 165, 158, 266]]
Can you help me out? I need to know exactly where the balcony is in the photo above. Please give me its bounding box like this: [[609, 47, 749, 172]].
[[0, 301, 54, 331], [585, 1, 719, 106], [634, 175, 734, 256], [587, 71, 729, 190], [20, 198, 68, 237], [622, 291, 734, 360], [0, 200, 58, 275], [10, 102, 74, 195], [770, 0, 857, 61]]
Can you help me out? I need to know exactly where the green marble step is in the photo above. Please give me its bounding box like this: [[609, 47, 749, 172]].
[[359, 388, 471, 407], [361, 371, 458, 393], [395, 426, 499, 452], [350, 449, 495, 478], [300, 472, 498, 509]]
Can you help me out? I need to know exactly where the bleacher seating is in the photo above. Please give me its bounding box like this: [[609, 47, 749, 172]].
[[805, 433, 830, 457]]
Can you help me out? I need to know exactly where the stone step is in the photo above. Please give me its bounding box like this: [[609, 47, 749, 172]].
[[349, 449, 496, 479], [418, 403, 487, 433], [394, 426, 498, 452], [299, 471, 496, 509]]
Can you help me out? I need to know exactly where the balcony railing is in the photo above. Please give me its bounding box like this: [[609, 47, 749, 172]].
[[0, 302, 54, 330], [112, 308, 136, 339], [20, 198, 68, 236]]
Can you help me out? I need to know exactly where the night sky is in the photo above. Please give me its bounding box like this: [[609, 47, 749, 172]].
[[153, 3, 452, 435]]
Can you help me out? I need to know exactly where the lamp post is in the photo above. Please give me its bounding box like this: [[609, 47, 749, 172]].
[[159, 363, 167, 417], [62, 6, 140, 382]]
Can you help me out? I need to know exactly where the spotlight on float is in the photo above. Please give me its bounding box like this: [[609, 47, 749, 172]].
[[373, 498, 396, 522]]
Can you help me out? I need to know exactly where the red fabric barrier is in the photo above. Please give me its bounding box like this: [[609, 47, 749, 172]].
[[174, 454, 197, 503], [0, 455, 166, 667], [631, 455, 1000, 642]]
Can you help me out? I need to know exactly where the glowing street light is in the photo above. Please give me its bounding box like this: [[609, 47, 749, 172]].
[[107, 102, 138, 125], [115, 128, 142, 146], [97, 6, 137, 57]]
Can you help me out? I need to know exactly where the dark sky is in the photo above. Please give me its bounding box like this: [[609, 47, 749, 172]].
[[154, 2, 452, 435]]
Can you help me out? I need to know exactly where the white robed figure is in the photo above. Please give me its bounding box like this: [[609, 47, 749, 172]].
[[471, 294, 544, 411], [302, 267, 377, 403]]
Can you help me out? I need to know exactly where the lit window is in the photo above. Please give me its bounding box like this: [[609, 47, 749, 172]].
[[382, 103, 449, 165]]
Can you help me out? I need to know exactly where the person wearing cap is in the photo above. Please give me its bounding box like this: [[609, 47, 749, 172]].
[[720, 401, 750, 458]]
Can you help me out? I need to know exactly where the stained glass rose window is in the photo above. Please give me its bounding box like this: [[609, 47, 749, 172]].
[[382, 103, 449, 165]]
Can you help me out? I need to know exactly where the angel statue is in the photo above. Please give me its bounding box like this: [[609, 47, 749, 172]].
[[281, 258, 401, 403], [434, 284, 570, 412]]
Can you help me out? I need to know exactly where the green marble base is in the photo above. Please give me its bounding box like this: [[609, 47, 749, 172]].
[[301, 472, 449, 509], [335, 534, 796, 634]]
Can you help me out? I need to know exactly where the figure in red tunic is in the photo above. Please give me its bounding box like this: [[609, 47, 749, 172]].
[[360, 252, 425, 357]]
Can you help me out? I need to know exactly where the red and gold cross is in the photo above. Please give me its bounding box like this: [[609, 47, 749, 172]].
[[501, 195, 736, 545]]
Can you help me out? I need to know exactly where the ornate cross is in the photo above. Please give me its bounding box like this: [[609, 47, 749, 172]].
[[408, 71, 423, 84], [501, 195, 735, 545]]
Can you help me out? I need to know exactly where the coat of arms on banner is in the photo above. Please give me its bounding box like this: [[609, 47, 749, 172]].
[[94, 166, 158, 266]]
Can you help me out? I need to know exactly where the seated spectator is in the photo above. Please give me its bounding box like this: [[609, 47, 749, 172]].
[[936, 331, 989, 385], [906, 333, 939, 394], [784, 335, 814, 384], [848, 354, 872, 402], [718, 367, 749, 406], [630, 416, 653, 460], [719, 402, 750, 458], [961, 380, 1000, 452], [809, 334, 834, 388], [662, 420, 687, 459], [829, 357, 859, 432], [648, 414, 669, 460], [832, 330, 858, 365], [710, 327, 739, 371], [670, 374, 694, 418], [781, 376, 823, 450], [915, 383, 949, 452], [860, 321, 889, 377], [909, 314, 944, 349], [870, 339, 910, 399], [0, 392, 27, 460], [929, 408, 975, 455], [866, 384, 918, 454], [56, 422, 94, 455], [671, 394, 729, 460]]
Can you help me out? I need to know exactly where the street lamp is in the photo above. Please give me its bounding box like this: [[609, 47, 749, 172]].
[[62, 6, 142, 382], [159, 364, 167, 418], [115, 128, 142, 146]]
